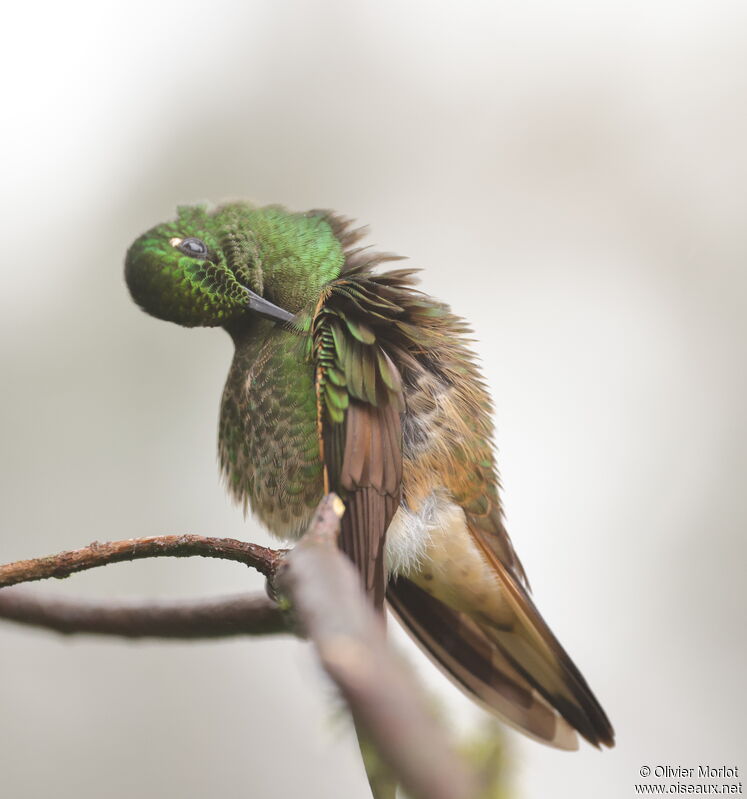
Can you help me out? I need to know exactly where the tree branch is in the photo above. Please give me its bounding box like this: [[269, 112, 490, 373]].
[[277, 494, 481, 799], [0, 588, 287, 638], [0, 534, 282, 588], [0, 495, 486, 799]]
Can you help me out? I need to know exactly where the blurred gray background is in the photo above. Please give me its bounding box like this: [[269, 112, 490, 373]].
[[1, 2, 745, 797]]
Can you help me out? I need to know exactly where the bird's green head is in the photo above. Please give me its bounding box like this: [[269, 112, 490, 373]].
[[125, 202, 346, 328]]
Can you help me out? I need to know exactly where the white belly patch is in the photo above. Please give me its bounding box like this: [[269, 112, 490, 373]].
[[385, 489, 460, 576]]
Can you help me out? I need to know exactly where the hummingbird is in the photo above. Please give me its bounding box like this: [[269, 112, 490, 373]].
[[125, 202, 614, 750]]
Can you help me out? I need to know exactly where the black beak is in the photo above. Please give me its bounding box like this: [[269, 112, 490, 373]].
[[245, 289, 296, 324]]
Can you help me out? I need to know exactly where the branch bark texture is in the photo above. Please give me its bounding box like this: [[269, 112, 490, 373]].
[[277, 495, 481, 799], [0, 588, 287, 638], [0, 535, 281, 588], [0, 494, 486, 799]]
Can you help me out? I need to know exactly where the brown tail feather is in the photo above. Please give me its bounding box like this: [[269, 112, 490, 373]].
[[468, 531, 615, 748], [386, 578, 579, 750]]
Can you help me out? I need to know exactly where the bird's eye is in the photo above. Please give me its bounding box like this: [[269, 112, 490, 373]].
[[170, 236, 209, 259]]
